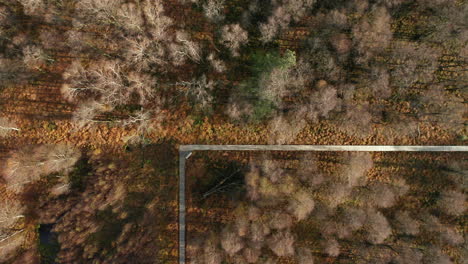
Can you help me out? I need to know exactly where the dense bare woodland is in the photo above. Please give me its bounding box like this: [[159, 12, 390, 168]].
[[0, 0, 466, 263], [186, 152, 466, 264]]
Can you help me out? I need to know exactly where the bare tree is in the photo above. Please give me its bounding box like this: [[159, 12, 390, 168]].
[[203, 235, 223, 264], [245, 166, 261, 201], [89, 60, 126, 106], [258, 177, 281, 200], [2, 146, 44, 192], [124, 37, 155, 71], [177, 31, 202, 63], [323, 238, 340, 257], [0, 118, 20, 137], [234, 213, 249, 237], [0, 200, 24, 229], [203, 0, 225, 22], [76, 0, 123, 25], [64, 59, 129, 106], [264, 258, 279, 264], [168, 31, 201, 65], [61, 61, 95, 103], [342, 207, 366, 231], [123, 109, 165, 144], [0, 57, 32, 87], [379, 0, 409, 7], [343, 152, 373, 187], [339, 104, 373, 138], [22, 45, 50, 70], [260, 70, 288, 105], [259, 7, 291, 43], [386, 117, 420, 139], [297, 154, 324, 187], [2, 144, 80, 192], [421, 213, 443, 234], [127, 72, 157, 104], [439, 226, 464, 246], [393, 247, 423, 264], [418, 0, 466, 49], [38, 27, 67, 50], [259, 0, 315, 42], [296, 247, 314, 264], [242, 246, 261, 263], [365, 183, 396, 208], [177, 75, 214, 112], [422, 246, 453, 264], [389, 42, 440, 90], [132, 38, 167, 68], [302, 83, 340, 123], [324, 9, 349, 28], [437, 190, 466, 216], [259, 20, 279, 44], [40, 144, 81, 175], [143, 0, 172, 40], [418, 85, 465, 133], [72, 101, 106, 129], [370, 67, 391, 99], [330, 33, 352, 54], [250, 221, 270, 243], [49, 182, 71, 197], [352, 6, 392, 63], [365, 209, 392, 244], [117, 3, 144, 33], [269, 212, 293, 230], [0, 199, 26, 262], [18, 0, 45, 16], [65, 26, 93, 55], [282, 0, 315, 21], [267, 230, 295, 257], [225, 100, 253, 122], [0, 228, 25, 263], [421, 213, 464, 246], [416, 0, 456, 8], [287, 190, 314, 221], [207, 53, 226, 73], [122, 110, 153, 130], [0, 6, 12, 26], [325, 183, 352, 208], [221, 228, 244, 256], [393, 211, 420, 236], [247, 206, 261, 221], [267, 114, 306, 145], [262, 159, 285, 183], [220, 24, 248, 57]]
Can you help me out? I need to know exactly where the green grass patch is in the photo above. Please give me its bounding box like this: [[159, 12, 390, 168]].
[[235, 49, 296, 122]]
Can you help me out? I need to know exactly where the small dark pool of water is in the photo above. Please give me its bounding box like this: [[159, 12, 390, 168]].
[[38, 224, 59, 264]]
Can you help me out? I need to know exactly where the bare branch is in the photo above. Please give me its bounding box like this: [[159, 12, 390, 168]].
[[0, 118, 20, 137]]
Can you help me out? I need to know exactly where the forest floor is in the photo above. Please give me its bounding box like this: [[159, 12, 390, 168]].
[[0, 111, 462, 153]]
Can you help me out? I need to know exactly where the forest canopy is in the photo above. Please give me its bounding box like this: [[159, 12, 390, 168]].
[[0, 0, 466, 263]]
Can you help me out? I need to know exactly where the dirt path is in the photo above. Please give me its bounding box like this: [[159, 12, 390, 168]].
[[0, 114, 463, 153]]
